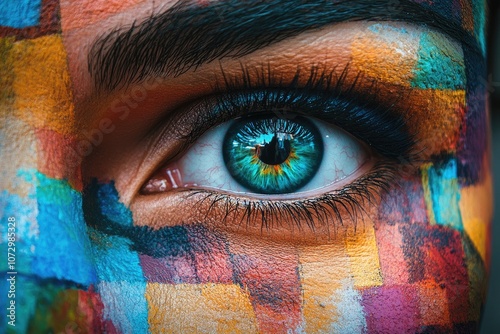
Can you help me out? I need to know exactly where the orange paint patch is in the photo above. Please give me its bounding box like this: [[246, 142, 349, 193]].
[[146, 283, 258, 333], [417, 281, 451, 326], [407, 89, 466, 157], [351, 23, 421, 87], [60, 0, 148, 31], [12, 35, 75, 135], [345, 223, 383, 288], [459, 162, 493, 263], [459, 0, 475, 33], [298, 243, 350, 332], [35, 128, 82, 190]]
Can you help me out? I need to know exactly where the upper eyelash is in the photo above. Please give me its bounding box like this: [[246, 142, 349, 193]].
[[181, 63, 418, 162]]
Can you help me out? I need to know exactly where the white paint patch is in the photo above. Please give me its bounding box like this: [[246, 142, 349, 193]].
[[330, 279, 367, 333]]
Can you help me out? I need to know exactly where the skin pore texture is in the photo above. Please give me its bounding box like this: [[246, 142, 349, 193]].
[[0, 0, 492, 333]]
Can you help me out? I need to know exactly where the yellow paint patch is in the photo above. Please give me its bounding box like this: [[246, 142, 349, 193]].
[[146, 283, 258, 333], [459, 167, 493, 262], [298, 243, 350, 332], [12, 35, 75, 134], [351, 23, 421, 87], [345, 224, 383, 288]]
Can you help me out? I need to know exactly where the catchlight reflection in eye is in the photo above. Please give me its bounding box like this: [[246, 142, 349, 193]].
[[142, 115, 368, 197]]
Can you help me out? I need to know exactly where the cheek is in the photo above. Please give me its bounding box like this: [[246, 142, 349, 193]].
[[86, 160, 490, 332]]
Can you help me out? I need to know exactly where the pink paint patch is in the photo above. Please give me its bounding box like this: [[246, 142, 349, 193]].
[[374, 223, 409, 285], [362, 285, 420, 334], [35, 128, 82, 190]]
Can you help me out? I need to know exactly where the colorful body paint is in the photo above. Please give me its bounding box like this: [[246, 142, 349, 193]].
[[0, 0, 491, 333]]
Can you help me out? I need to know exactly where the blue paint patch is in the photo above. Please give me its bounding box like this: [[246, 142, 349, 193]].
[[99, 281, 149, 333], [427, 159, 463, 230], [21, 170, 97, 285], [90, 229, 145, 283], [0, 0, 42, 29], [411, 31, 466, 89], [97, 182, 133, 227], [0, 190, 37, 273]]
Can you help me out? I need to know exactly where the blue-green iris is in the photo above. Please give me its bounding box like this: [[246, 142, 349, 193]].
[[222, 116, 323, 194]]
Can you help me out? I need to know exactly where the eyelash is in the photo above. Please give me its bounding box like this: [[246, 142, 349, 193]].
[[186, 161, 401, 232], [145, 64, 419, 232]]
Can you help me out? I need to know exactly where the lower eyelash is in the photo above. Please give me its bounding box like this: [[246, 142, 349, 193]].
[[183, 161, 407, 235]]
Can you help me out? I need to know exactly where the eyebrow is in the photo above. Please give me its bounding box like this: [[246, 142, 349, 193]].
[[88, 0, 482, 92]]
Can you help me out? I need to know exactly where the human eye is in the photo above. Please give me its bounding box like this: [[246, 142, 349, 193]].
[[133, 66, 417, 240]]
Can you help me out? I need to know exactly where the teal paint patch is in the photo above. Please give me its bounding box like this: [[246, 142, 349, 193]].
[[472, 0, 486, 56], [0, 190, 37, 273], [89, 229, 145, 283], [368, 23, 409, 35], [0, 0, 41, 28], [97, 182, 133, 227], [427, 159, 463, 230], [411, 31, 466, 89], [19, 170, 97, 285], [0, 275, 40, 334], [99, 281, 149, 333]]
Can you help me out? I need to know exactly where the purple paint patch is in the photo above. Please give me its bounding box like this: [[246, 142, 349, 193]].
[[378, 177, 428, 225], [362, 285, 420, 334], [140, 253, 198, 284]]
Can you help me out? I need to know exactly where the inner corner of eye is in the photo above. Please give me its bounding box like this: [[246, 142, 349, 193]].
[[140, 114, 370, 197]]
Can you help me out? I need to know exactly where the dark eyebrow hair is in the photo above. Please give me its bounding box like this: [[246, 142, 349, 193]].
[[88, 0, 482, 92]]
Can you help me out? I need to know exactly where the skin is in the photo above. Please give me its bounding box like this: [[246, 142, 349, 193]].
[[0, 0, 491, 333]]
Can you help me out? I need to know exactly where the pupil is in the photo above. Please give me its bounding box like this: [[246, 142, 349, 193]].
[[257, 132, 292, 165]]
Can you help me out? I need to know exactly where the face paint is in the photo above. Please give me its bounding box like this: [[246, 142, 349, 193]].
[[0, 0, 491, 332]]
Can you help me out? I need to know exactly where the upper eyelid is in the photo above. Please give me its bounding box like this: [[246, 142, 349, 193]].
[[171, 65, 416, 159], [136, 65, 418, 200]]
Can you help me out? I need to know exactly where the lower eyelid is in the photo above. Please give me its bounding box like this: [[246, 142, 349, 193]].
[[131, 160, 403, 242]]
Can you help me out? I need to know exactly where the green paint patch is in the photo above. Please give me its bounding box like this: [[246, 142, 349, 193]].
[[411, 31, 465, 89], [26, 284, 103, 333]]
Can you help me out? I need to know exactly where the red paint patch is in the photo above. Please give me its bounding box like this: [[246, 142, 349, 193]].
[[187, 226, 233, 284], [77, 287, 109, 333], [230, 244, 302, 332], [35, 128, 82, 191], [422, 226, 470, 323]]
